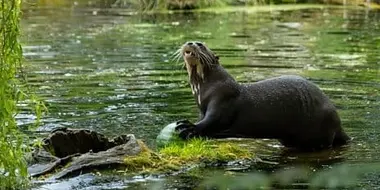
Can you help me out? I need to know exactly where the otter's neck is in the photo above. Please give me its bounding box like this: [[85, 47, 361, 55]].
[[187, 64, 236, 105], [186, 64, 204, 105]]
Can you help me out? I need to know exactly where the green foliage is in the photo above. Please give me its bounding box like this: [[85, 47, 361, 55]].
[[0, 0, 28, 188], [0, 0, 45, 188]]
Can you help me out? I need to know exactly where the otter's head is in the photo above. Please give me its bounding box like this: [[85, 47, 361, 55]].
[[176, 41, 219, 81]]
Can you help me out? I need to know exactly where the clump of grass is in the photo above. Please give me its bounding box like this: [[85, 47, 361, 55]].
[[160, 138, 252, 163], [123, 138, 253, 173]]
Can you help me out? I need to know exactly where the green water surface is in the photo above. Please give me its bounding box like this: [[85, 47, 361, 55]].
[[21, 3, 380, 189]]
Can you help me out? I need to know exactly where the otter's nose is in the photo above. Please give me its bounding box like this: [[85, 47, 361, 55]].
[[186, 42, 194, 46]]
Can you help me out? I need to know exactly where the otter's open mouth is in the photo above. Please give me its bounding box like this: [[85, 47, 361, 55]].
[[182, 44, 197, 59], [182, 48, 199, 67], [184, 50, 195, 57]]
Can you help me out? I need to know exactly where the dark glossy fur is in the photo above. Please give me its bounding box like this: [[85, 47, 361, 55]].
[[176, 42, 350, 151]]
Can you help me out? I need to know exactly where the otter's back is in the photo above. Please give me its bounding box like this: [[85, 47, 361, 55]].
[[234, 75, 333, 134]]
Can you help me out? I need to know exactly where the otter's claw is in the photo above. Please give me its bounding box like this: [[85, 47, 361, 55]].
[[176, 119, 193, 126], [175, 119, 194, 130], [175, 119, 196, 139]]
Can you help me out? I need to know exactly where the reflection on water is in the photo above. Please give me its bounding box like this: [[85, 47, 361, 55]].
[[21, 4, 379, 189]]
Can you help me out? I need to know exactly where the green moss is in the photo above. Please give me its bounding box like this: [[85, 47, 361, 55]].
[[160, 138, 252, 163], [123, 140, 181, 172], [123, 139, 253, 173]]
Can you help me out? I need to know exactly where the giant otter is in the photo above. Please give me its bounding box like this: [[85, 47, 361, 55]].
[[173, 41, 350, 151]]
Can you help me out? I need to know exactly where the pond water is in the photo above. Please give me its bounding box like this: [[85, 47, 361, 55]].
[[20, 3, 379, 189]]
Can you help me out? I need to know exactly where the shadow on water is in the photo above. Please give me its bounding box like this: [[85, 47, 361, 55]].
[[20, 3, 380, 189]]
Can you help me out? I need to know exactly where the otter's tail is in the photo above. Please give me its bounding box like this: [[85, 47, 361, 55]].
[[333, 129, 350, 146]]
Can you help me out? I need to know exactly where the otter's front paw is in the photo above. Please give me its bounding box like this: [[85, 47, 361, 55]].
[[175, 120, 196, 140], [178, 127, 197, 140], [175, 119, 193, 129]]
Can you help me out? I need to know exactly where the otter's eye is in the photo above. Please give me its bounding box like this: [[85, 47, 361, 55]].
[[195, 42, 203, 47]]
